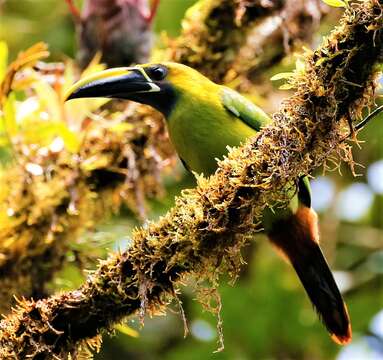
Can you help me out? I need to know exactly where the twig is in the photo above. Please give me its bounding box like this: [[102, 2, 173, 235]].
[[355, 104, 383, 131], [145, 0, 161, 24], [65, 0, 82, 23]]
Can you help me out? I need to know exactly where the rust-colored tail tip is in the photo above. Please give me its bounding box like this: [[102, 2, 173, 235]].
[[331, 324, 352, 345]]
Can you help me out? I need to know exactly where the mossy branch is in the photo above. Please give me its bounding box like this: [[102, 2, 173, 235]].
[[233, 0, 330, 84], [0, 0, 310, 312], [169, 0, 328, 86], [0, 1, 382, 358], [168, 0, 286, 82]]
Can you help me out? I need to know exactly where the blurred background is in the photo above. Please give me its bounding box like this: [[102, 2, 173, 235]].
[[0, 0, 382, 359]]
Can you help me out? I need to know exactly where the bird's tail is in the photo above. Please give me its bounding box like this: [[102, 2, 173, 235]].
[[268, 206, 352, 345]]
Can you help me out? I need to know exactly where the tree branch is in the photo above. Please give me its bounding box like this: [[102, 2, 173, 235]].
[[0, 1, 382, 358], [0, 0, 307, 313], [167, 0, 286, 82], [233, 0, 330, 85]]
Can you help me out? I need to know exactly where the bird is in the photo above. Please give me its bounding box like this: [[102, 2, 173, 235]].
[[65, 62, 352, 344]]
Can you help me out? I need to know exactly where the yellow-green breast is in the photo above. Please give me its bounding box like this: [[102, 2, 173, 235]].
[[167, 86, 258, 176]]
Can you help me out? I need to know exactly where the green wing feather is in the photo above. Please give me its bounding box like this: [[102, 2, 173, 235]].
[[221, 87, 271, 131], [221, 87, 312, 209], [221, 87, 312, 210]]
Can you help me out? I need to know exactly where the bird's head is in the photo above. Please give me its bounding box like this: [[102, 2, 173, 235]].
[[65, 62, 217, 117]]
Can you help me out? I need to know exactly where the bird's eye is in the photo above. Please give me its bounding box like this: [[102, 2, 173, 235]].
[[150, 66, 167, 81]]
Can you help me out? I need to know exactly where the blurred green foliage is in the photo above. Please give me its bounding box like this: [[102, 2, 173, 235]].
[[1, 1, 382, 359], [1, 0, 75, 60], [1, 0, 195, 60]]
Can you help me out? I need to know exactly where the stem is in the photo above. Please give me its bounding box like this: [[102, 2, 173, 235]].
[[65, 0, 82, 23], [355, 104, 383, 131]]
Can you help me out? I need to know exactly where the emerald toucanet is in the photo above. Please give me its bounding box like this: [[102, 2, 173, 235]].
[[65, 62, 352, 344]]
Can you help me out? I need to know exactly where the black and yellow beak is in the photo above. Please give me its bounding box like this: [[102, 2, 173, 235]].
[[64, 66, 161, 101]]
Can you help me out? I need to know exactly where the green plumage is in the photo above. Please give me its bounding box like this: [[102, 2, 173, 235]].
[[166, 82, 267, 176], [221, 87, 270, 132], [165, 71, 308, 220]]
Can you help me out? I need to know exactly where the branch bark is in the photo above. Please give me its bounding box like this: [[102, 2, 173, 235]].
[[0, 1, 381, 358]]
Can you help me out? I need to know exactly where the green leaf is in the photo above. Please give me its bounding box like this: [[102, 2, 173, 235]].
[[321, 0, 346, 8], [270, 72, 294, 81], [81, 155, 110, 172], [315, 57, 327, 67], [3, 92, 18, 136], [32, 78, 61, 121], [114, 324, 139, 338], [0, 135, 10, 147], [20, 121, 80, 153], [0, 41, 8, 83], [109, 122, 134, 134], [279, 83, 295, 90], [63, 59, 110, 125], [295, 58, 305, 73], [55, 123, 80, 153]]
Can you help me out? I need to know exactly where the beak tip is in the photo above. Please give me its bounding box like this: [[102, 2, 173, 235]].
[[63, 90, 78, 102]]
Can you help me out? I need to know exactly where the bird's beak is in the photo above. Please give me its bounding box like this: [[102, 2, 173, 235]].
[[64, 66, 161, 101]]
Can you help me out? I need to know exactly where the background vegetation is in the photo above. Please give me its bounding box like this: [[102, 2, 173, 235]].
[[0, 0, 382, 359]]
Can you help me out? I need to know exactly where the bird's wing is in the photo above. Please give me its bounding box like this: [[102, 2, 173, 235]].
[[221, 87, 271, 131]]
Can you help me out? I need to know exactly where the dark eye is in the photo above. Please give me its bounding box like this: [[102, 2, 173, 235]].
[[150, 66, 167, 81]]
